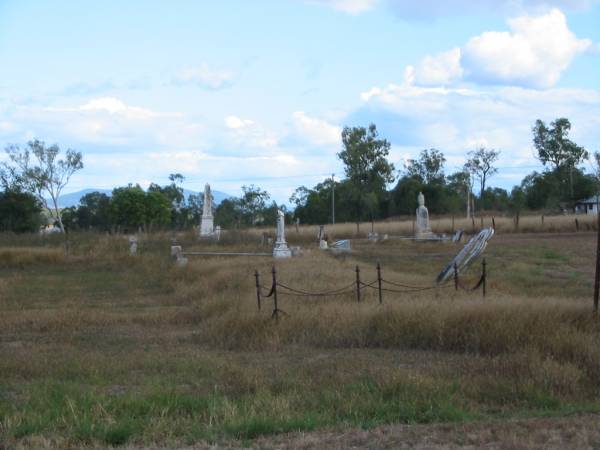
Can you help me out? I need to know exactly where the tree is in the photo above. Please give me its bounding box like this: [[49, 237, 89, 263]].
[[215, 198, 242, 228], [338, 124, 395, 229], [77, 192, 111, 230], [533, 118, 587, 170], [0, 190, 43, 233], [405, 149, 446, 185], [3, 139, 83, 233], [447, 170, 471, 216], [144, 191, 171, 231], [240, 185, 270, 225], [148, 173, 187, 228], [533, 118, 588, 202], [110, 185, 147, 231], [466, 147, 500, 200]]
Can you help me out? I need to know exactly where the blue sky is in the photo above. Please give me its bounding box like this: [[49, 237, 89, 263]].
[[1, 0, 599, 202]]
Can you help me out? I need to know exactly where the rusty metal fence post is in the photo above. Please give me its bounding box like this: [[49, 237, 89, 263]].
[[594, 207, 600, 313], [271, 266, 279, 320], [355, 265, 361, 303], [482, 258, 487, 298], [254, 270, 262, 311], [376, 262, 383, 304], [454, 263, 458, 291]]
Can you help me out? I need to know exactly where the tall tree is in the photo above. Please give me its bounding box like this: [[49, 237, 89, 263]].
[[533, 118, 588, 202], [533, 118, 587, 170], [3, 139, 83, 233], [337, 124, 395, 230], [405, 149, 446, 184], [466, 147, 500, 198], [240, 185, 270, 225]]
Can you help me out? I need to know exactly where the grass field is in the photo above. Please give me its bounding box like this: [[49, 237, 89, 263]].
[[1, 221, 600, 448]]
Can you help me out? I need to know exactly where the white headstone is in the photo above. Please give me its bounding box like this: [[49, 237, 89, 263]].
[[129, 235, 138, 255], [415, 192, 433, 238], [200, 183, 215, 237], [273, 209, 292, 258]]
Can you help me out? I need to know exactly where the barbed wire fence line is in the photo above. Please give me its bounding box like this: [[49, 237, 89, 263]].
[[254, 259, 488, 319]]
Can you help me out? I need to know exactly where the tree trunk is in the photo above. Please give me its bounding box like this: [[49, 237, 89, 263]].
[[466, 189, 471, 219]]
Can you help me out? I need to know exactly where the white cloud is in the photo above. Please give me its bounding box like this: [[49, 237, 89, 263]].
[[175, 63, 234, 90], [3, 98, 191, 147], [404, 9, 591, 89], [292, 111, 341, 146], [406, 47, 463, 86], [462, 9, 591, 88], [77, 97, 180, 119], [359, 81, 600, 178], [306, 0, 379, 14], [225, 115, 255, 129], [223, 115, 278, 149]]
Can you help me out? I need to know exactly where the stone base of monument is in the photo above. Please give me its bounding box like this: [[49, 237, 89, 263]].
[[273, 241, 292, 258]]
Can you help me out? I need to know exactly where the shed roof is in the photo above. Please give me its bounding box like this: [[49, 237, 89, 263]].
[[577, 195, 600, 204]]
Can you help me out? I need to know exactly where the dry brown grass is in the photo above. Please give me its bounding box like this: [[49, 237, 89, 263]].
[[251, 213, 598, 243], [1, 229, 599, 448]]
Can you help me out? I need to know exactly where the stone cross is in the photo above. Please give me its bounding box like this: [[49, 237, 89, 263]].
[[273, 209, 292, 258]]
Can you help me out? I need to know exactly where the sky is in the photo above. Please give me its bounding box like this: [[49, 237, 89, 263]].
[[0, 0, 599, 203]]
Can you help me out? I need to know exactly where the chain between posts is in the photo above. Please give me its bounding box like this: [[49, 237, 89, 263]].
[[254, 259, 489, 317]]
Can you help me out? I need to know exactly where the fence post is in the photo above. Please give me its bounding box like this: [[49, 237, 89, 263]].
[[355, 265, 361, 303], [541, 215, 544, 225], [482, 258, 487, 298], [271, 266, 279, 320], [575, 218, 579, 232], [594, 206, 600, 313], [454, 263, 458, 291], [377, 262, 383, 304], [492, 217, 496, 230], [254, 270, 262, 311], [471, 216, 475, 233]]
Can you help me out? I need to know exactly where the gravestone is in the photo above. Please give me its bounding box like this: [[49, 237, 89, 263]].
[[200, 183, 215, 237], [317, 225, 325, 242], [415, 192, 433, 238], [331, 239, 351, 254], [129, 235, 138, 255], [170, 245, 188, 267], [436, 227, 494, 284], [273, 209, 292, 258]]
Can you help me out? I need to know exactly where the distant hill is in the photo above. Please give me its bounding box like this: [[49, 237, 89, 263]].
[[54, 188, 232, 208]]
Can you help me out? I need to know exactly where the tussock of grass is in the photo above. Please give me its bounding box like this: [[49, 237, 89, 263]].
[[0, 248, 65, 267]]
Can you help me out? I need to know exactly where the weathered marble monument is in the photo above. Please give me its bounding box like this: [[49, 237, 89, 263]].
[[200, 183, 215, 237], [273, 209, 292, 258], [415, 192, 433, 238]]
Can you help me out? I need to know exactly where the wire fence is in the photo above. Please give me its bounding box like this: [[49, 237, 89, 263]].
[[254, 259, 488, 319]]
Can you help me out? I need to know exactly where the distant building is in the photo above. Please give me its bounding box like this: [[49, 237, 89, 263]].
[[575, 196, 600, 214]]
